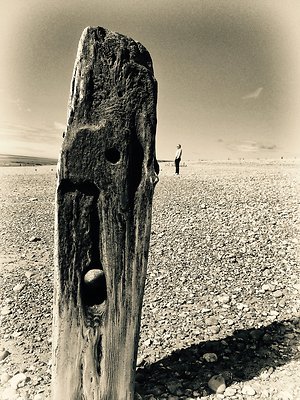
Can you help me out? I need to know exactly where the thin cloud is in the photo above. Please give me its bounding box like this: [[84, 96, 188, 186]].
[[0, 121, 63, 145], [242, 87, 263, 100], [227, 140, 277, 153], [236, 141, 258, 152], [260, 144, 277, 150]]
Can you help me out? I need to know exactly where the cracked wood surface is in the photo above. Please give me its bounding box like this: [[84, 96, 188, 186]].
[[52, 26, 158, 400]]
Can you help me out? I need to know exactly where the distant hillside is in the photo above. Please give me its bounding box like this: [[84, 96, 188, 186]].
[[0, 154, 58, 167]]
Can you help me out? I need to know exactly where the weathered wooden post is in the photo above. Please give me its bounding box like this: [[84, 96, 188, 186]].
[[52, 27, 158, 399]]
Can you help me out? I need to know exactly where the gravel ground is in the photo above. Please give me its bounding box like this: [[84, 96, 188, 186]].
[[0, 161, 299, 400]]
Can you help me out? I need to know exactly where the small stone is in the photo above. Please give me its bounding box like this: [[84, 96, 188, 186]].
[[1, 387, 18, 400], [175, 388, 184, 396], [149, 386, 164, 396], [210, 325, 220, 334], [284, 333, 295, 339], [203, 353, 218, 362], [13, 283, 25, 292], [1, 371, 11, 384], [1, 305, 11, 316], [29, 236, 41, 242], [166, 381, 182, 395], [224, 387, 237, 396], [293, 283, 300, 291], [12, 331, 22, 338], [208, 374, 226, 394], [25, 271, 34, 279], [260, 366, 274, 379], [29, 197, 38, 201], [249, 329, 264, 341], [144, 339, 152, 347], [0, 349, 10, 361], [205, 316, 219, 326], [83, 269, 104, 284], [242, 385, 256, 396], [261, 389, 270, 398], [10, 372, 27, 389], [136, 356, 145, 367], [33, 395, 44, 400], [273, 290, 283, 298], [278, 299, 286, 308], [218, 294, 230, 304]]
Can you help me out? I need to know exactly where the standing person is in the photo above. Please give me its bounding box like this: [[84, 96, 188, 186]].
[[175, 144, 182, 175]]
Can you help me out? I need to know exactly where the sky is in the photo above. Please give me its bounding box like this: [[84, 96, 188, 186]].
[[0, 0, 300, 160]]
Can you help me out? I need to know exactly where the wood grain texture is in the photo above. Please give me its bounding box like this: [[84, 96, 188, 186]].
[[52, 26, 158, 400]]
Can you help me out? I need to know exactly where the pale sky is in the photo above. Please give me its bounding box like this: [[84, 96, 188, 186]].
[[1, 0, 300, 160]]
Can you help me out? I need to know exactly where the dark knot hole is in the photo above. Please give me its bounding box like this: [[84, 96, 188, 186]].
[[82, 269, 107, 306], [105, 147, 120, 164]]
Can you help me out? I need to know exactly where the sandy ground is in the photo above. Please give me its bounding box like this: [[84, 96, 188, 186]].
[[0, 161, 299, 400]]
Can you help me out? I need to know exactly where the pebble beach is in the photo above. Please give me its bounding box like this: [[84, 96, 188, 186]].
[[0, 160, 299, 399]]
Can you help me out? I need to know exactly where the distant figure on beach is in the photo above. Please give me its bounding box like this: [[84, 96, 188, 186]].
[[175, 144, 182, 175]]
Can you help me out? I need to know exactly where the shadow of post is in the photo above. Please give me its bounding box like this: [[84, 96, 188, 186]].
[[136, 318, 300, 398]]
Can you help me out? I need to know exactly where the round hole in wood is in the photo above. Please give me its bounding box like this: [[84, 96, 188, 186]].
[[82, 269, 107, 306], [105, 147, 120, 164]]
